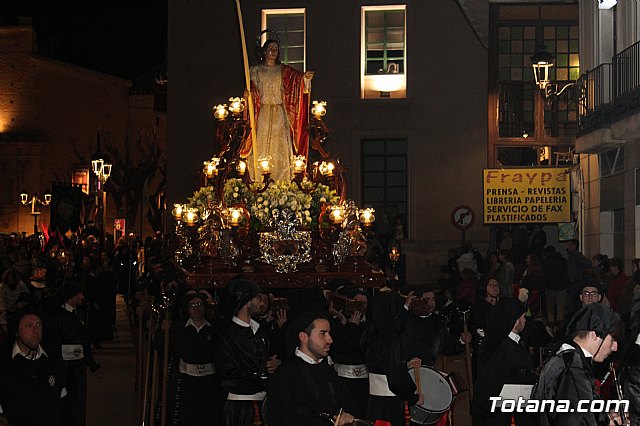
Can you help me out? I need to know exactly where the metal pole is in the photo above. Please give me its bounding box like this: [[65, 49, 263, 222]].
[[103, 190, 108, 243]]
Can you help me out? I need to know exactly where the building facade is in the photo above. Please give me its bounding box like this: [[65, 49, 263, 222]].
[[0, 24, 166, 238], [576, 0, 640, 263]]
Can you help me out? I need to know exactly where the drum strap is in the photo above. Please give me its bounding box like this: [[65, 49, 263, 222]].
[[252, 400, 262, 426], [404, 401, 410, 426]]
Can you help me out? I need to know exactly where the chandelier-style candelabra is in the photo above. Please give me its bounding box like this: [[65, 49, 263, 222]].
[[173, 96, 375, 273]]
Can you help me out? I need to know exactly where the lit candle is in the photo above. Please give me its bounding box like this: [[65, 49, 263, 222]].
[[237, 160, 247, 176], [228, 208, 242, 226], [203, 157, 220, 178], [360, 208, 375, 225], [228, 97, 245, 115], [311, 100, 327, 119], [389, 247, 400, 262], [292, 155, 307, 174], [320, 161, 335, 177], [329, 206, 343, 225], [258, 156, 272, 175], [213, 104, 229, 120], [184, 208, 199, 225], [172, 203, 184, 220]]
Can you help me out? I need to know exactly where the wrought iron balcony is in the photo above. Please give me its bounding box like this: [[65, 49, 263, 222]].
[[578, 39, 640, 137], [577, 63, 612, 137]]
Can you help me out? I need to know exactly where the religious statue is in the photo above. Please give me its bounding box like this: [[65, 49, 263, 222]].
[[239, 38, 314, 182]]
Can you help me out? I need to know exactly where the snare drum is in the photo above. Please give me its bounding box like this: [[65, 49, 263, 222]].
[[408, 366, 454, 425]]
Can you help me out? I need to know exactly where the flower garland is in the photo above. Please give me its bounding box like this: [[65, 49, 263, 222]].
[[187, 185, 217, 211], [222, 179, 339, 229]]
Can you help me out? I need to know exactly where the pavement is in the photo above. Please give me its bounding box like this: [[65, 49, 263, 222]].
[[87, 295, 138, 425]]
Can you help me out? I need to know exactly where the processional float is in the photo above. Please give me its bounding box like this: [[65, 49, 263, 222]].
[[170, 6, 381, 287]]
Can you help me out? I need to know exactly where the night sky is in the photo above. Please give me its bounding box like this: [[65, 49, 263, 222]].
[[0, 1, 167, 80]]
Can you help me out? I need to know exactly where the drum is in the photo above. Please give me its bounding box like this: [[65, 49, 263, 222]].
[[408, 366, 454, 425]]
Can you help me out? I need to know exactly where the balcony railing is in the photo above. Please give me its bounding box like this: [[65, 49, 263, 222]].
[[578, 39, 640, 136], [580, 63, 613, 114], [613, 40, 640, 99], [577, 63, 612, 136]]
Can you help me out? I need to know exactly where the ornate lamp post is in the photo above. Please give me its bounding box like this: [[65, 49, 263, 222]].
[[91, 156, 112, 239], [20, 189, 51, 235]]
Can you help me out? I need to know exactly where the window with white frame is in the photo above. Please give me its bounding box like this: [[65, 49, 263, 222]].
[[361, 5, 407, 99], [262, 9, 306, 72]]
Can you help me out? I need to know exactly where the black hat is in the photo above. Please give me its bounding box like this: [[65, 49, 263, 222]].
[[285, 311, 326, 357], [56, 280, 83, 304], [580, 281, 603, 294], [226, 278, 260, 316], [566, 303, 621, 339], [486, 298, 526, 338], [290, 312, 324, 336]]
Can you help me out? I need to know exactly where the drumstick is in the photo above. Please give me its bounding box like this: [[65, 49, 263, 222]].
[[414, 364, 422, 396], [334, 408, 343, 426]]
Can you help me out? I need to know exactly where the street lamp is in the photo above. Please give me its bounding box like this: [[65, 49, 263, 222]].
[[20, 189, 52, 235], [531, 45, 576, 99], [91, 156, 112, 239]]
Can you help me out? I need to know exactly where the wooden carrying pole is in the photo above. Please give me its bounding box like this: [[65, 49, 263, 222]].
[[234, 0, 259, 175], [160, 301, 171, 426], [462, 312, 474, 400]]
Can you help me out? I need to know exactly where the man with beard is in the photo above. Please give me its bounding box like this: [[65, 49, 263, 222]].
[[214, 279, 277, 426], [266, 312, 358, 425]]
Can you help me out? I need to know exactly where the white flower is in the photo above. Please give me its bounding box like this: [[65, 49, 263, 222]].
[[257, 197, 263, 203], [234, 187, 239, 192], [320, 197, 326, 202], [233, 193, 238, 198]]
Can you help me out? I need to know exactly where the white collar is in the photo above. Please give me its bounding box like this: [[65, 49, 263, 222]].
[[12, 342, 47, 360], [61, 303, 75, 313], [635, 333, 640, 346], [560, 342, 593, 358], [295, 347, 322, 364], [232, 316, 260, 334], [508, 331, 521, 344], [185, 318, 211, 333]]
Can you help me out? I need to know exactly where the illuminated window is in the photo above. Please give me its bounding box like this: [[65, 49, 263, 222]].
[[262, 9, 305, 72], [361, 6, 406, 99]]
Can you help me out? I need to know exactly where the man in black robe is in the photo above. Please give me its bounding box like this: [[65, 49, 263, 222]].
[[329, 286, 370, 416], [361, 291, 421, 426], [266, 312, 359, 425], [399, 288, 471, 367], [161, 292, 225, 426], [534, 303, 622, 426], [51, 280, 103, 426], [0, 305, 67, 426], [471, 298, 537, 426], [213, 278, 276, 426]]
